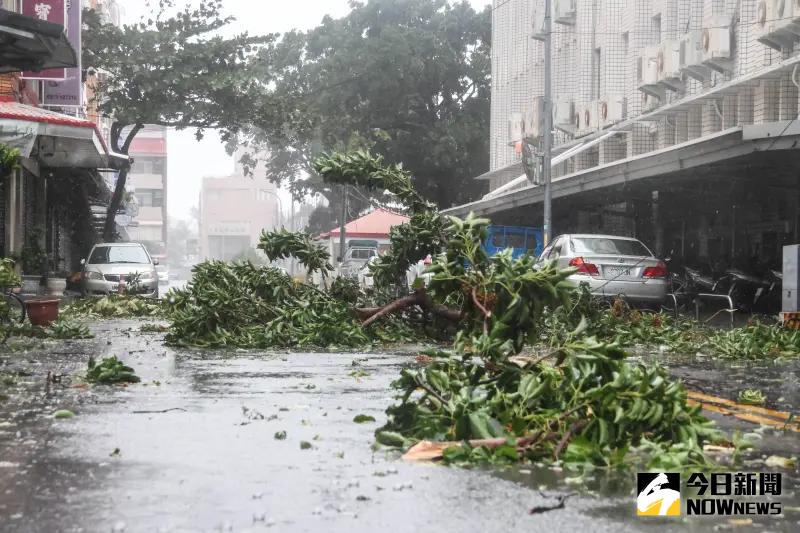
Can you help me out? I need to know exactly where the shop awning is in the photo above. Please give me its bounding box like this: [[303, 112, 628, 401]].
[[0, 101, 127, 169], [0, 8, 77, 74], [444, 125, 800, 218]]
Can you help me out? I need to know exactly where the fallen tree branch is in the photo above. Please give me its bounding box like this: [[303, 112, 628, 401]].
[[356, 289, 462, 327], [553, 420, 589, 461]]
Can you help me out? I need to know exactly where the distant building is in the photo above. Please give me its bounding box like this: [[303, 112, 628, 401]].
[[127, 125, 168, 261], [199, 155, 279, 261]]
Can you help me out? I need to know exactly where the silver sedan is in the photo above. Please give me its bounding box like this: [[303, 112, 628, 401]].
[[538, 234, 668, 304], [81, 242, 159, 298]]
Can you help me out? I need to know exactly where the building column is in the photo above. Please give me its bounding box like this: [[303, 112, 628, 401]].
[[687, 105, 702, 139], [737, 87, 754, 126], [652, 190, 663, 258], [779, 71, 799, 121], [674, 111, 688, 144], [753, 79, 779, 124]]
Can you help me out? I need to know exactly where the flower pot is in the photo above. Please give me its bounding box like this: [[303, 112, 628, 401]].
[[45, 277, 67, 296], [26, 298, 60, 327], [21, 275, 42, 295]]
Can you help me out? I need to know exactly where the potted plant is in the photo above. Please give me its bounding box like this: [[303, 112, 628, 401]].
[[0, 143, 20, 177], [0, 258, 21, 289], [18, 229, 48, 295], [45, 270, 69, 296]]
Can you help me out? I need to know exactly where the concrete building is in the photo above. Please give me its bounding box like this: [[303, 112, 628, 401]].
[[1, 1, 125, 277], [127, 125, 168, 261], [448, 0, 800, 267], [199, 157, 279, 261]]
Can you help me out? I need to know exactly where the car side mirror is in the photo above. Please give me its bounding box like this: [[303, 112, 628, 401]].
[[80, 258, 86, 265], [153, 259, 159, 266]]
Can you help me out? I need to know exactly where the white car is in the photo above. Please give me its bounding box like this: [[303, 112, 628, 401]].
[[81, 242, 159, 298], [538, 234, 668, 305]]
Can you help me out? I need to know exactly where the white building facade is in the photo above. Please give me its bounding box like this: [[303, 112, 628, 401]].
[[449, 0, 800, 264]]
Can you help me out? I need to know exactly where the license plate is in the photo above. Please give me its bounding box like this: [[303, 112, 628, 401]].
[[606, 266, 631, 278]]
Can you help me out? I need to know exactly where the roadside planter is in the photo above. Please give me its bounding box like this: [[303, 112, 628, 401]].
[[45, 276, 67, 296], [26, 298, 60, 326], [20, 275, 42, 295]]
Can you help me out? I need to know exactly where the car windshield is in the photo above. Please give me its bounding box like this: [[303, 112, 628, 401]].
[[571, 238, 651, 257], [89, 246, 150, 265]]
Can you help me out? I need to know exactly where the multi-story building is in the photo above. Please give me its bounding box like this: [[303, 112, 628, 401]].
[[1, 1, 125, 276], [199, 155, 279, 261], [448, 0, 800, 267], [127, 125, 168, 261]]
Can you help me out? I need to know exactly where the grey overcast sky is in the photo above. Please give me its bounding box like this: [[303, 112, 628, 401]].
[[122, 0, 492, 222]]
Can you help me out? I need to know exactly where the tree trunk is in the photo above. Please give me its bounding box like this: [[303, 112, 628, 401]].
[[102, 123, 144, 242]]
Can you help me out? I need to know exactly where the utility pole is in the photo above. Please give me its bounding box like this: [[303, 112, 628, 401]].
[[542, 0, 553, 246], [290, 197, 296, 276], [338, 185, 348, 267]]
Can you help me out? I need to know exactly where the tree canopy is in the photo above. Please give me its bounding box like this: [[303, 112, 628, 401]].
[[82, 0, 273, 239], [246, 0, 490, 213]]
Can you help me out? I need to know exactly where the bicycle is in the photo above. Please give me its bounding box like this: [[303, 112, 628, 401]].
[[1, 285, 26, 343]]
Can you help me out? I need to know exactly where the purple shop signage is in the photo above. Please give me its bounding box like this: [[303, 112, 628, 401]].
[[22, 0, 68, 80], [42, 0, 82, 105]]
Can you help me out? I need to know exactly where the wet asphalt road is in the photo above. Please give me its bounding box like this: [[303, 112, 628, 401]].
[[0, 319, 799, 532]]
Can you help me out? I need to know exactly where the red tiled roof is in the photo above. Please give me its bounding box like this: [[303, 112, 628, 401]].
[[0, 101, 97, 128], [321, 209, 409, 239]]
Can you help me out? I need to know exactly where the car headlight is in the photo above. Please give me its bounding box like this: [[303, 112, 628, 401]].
[[85, 270, 104, 281], [138, 272, 155, 281]]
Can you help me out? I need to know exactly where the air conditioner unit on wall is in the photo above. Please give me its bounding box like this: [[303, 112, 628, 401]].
[[522, 97, 545, 140], [771, 0, 800, 36], [508, 113, 524, 145], [553, 99, 576, 134], [657, 40, 683, 91], [641, 92, 660, 113], [754, 0, 800, 50], [575, 101, 599, 136], [679, 30, 712, 81], [637, 47, 665, 99], [599, 95, 626, 128], [554, 0, 576, 25], [701, 15, 733, 71]]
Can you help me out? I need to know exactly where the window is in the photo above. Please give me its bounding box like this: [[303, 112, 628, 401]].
[[592, 48, 601, 100], [506, 233, 525, 249], [571, 238, 651, 257], [136, 189, 164, 207], [131, 157, 165, 175], [257, 189, 275, 202], [652, 14, 661, 45], [350, 249, 376, 260], [89, 245, 151, 265], [0, 0, 20, 12]]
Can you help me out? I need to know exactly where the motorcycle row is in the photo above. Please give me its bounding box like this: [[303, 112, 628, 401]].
[[667, 257, 783, 314]]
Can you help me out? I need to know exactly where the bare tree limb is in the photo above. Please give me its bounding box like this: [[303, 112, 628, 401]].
[[355, 289, 463, 327]]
